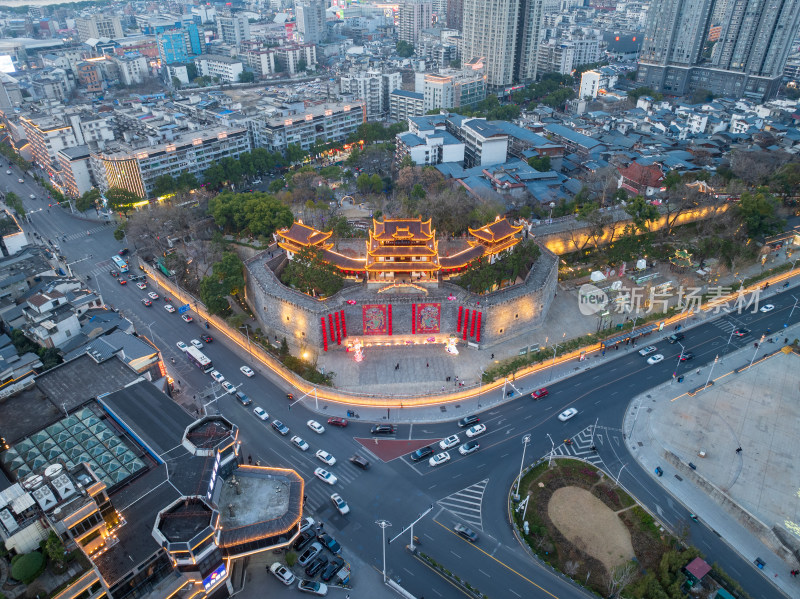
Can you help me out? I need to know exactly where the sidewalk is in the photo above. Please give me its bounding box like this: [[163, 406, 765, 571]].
[[623, 334, 800, 599]]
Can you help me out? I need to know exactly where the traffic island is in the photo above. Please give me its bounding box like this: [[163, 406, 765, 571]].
[[509, 460, 750, 598]]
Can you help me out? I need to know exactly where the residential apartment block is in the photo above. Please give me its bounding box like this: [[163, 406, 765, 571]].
[[295, 0, 326, 44], [340, 70, 401, 119], [390, 89, 425, 122], [75, 14, 123, 42], [91, 127, 251, 198], [274, 44, 317, 75], [248, 101, 365, 153], [398, 0, 432, 44], [216, 10, 251, 45], [194, 55, 244, 83], [422, 62, 486, 112], [20, 116, 78, 175], [460, 0, 543, 89]]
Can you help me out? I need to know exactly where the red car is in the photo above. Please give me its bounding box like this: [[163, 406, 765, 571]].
[[327, 417, 349, 428], [118, 278, 127, 285], [531, 388, 549, 400], [201, 335, 213, 343]]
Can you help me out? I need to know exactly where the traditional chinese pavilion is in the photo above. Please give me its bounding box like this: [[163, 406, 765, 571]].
[[276, 216, 523, 289]]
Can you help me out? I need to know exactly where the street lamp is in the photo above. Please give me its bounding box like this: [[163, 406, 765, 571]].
[[704, 355, 719, 389], [786, 295, 799, 327], [239, 324, 253, 363], [376, 520, 392, 583], [673, 341, 685, 381], [549, 332, 566, 382], [548, 201, 555, 221], [515, 434, 531, 497], [546, 433, 555, 467], [748, 334, 765, 370]]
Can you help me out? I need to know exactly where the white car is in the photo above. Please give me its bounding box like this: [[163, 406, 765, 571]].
[[269, 562, 295, 586], [315, 450, 336, 466], [299, 516, 315, 533], [164, 304, 176, 313], [221, 381, 236, 395], [298, 580, 328, 595], [307, 420, 325, 434], [136, 282, 147, 290], [17, 178, 23, 183], [330, 493, 350, 515], [314, 468, 337, 485], [253, 407, 269, 421], [181, 314, 193, 323], [465, 424, 487, 438], [147, 292, 159, 300], [429, 452, 451, 467], [190, 339, 203, 349], [176, 341, 188, 352], [4, 170, 9, 175], [291, 436, 310, 451], [240, 365, 255, 377], [210, 370, 225, 383], [760, 304, 775, 312], [647, 354, 665, 365], [439, 434, 460, 450], [638, 346, 657, 356], [558, 407, 578, 422], [29, 194, 35, 200]]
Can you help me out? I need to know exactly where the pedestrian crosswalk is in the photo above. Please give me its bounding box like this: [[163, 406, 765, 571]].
[[437, 478, 488, 531], [285, 448, 374, 515], [550, 425, 604, 466], [64, 224, 109, 241]]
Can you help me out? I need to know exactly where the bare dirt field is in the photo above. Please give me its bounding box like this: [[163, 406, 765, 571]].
[[547, 486, 635, 572]]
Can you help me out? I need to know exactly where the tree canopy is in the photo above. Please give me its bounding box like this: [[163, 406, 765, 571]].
[[104, 187, 141, 215], [396, 40, 414, 57], [209, 191, 294, 239], [281, 246, 344, 297], [736, 189, 784, 239]]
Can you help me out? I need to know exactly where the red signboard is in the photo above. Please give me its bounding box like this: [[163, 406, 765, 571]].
[[362, 304, 388, 335]]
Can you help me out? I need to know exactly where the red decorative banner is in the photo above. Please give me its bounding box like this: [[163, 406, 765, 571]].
[[411, 304, 416, 334], [328, 314, 335, 343], [476, 312, 482, 342], [362, 304, 388, 335], [335, 312, 341, 345], [387, 304, 393, 336], [462, 309, 470, 340], [470, 309, 476, 337], [416, 303, 441, 334], [340, 310, 347, 339], [457, 306, 463, 330], [321, 317, 328, 351]]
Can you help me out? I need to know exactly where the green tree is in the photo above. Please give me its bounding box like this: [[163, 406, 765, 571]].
[[238, 70, 255, 83], [10, 551, 44, 584], [285, 143, 306, 164], [213, 251, 245, 296], [624, 195, 660, 232], [369, 173, 383, 194], [628, 86, 656, 101], [209, 191, 293, 239], [171, 76, 181, 89], [105, 187, 141, 215], [527, 155, 551, 172], [296, 58, 307, 72], [318, 165, 342, 180], [4, 191, 24, 216], [152, 174, 177, 196], [113, 223, 126, 241], [199, 276, 231, 315], [411, 183, 426, 199], [662, 169, 682, 190], [356, 172, 372, 194], [186, 63, 198, 80], [175, 170, 198, 191], [396, 40, 415, 57], [281, 246, 344, 297], [736, 189, 785, 239], [76, 188, 100, 212], [44, 531, 66, 569]]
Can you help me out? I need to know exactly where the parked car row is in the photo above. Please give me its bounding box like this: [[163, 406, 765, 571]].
[[409, 420, 486, 466]]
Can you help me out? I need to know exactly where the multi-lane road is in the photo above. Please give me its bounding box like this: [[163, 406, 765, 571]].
[[13, 168, 794, 599]]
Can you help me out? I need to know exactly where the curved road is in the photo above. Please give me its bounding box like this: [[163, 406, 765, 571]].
[[14, 172, 794, 599]]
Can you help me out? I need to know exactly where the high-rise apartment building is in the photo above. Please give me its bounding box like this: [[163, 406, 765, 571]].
[[75, 15, 123, 42], [446, 0, 463, 30], [158, 24, 203, 65], [460, 0, 543, 89], [399, 0, 433, 44], [216, 10, 251, 45], [295, 0, 326, 45], [637, 0, 800, 100]]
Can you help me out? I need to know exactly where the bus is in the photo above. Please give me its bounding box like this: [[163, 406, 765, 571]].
[[186, 346, 213, 373], [111, 255, 129, 273]]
